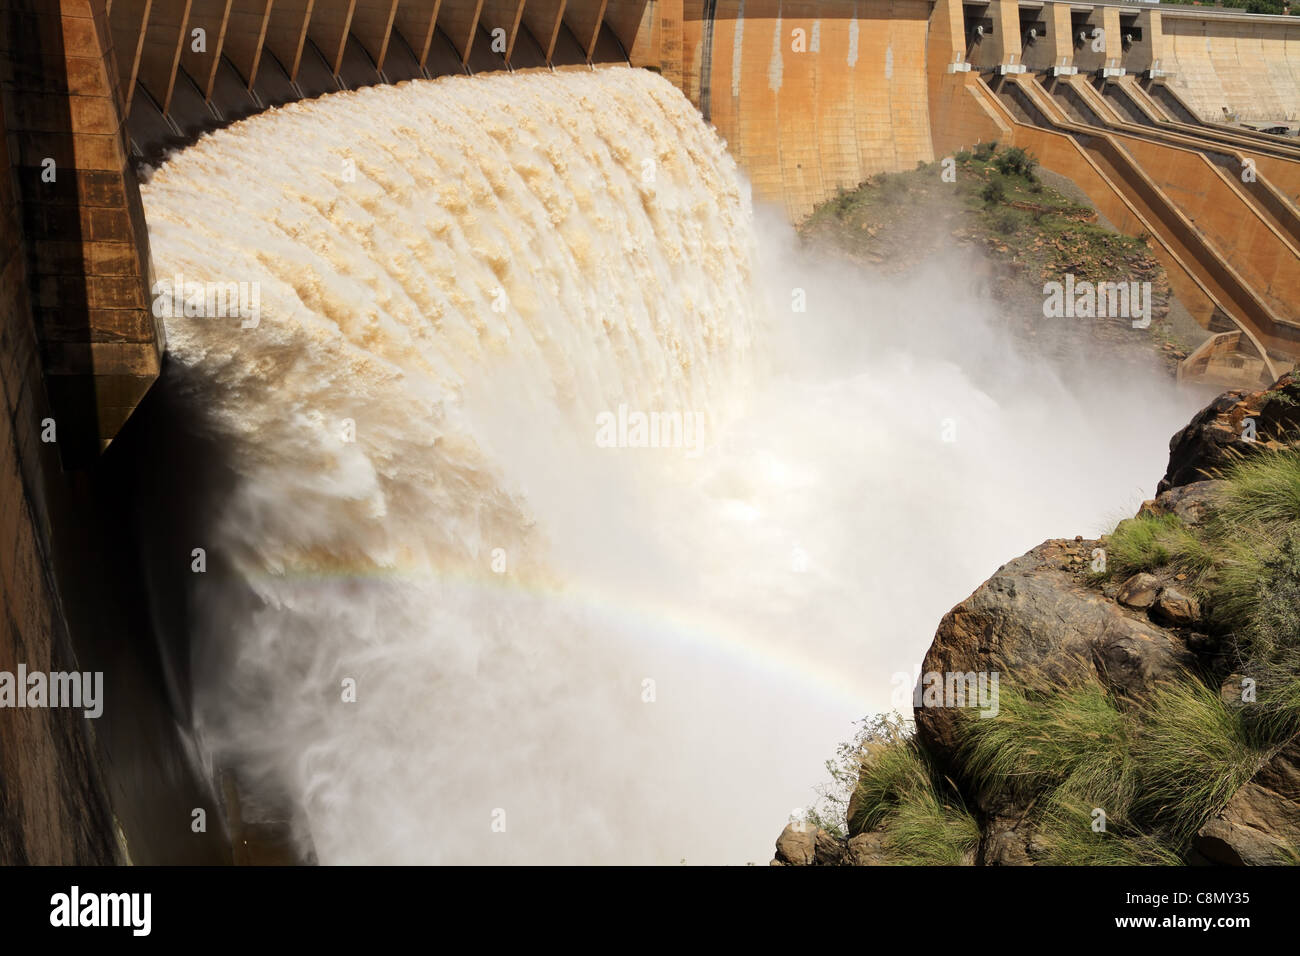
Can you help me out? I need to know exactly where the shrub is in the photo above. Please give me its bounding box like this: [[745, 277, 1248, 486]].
[[994, 211, 1019, 235], [804, 714, 905, 838], [847, 725, 935, 835], [993, 146, 1039, 182]]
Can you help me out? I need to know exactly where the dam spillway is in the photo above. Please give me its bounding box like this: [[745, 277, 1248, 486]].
[[4, 0, 1300, 463], [0, 0, 1299, 866], [141, 68, 763, 864], [135, 67, 1202, 863]]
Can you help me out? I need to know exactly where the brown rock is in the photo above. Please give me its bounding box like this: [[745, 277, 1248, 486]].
[[1116, 572, 1161, 609], [980, 815, 1042, 865], [1195, 736, 1300, 865], [916, 540, 1195, 776], [846, 831, 891, 866], [1151, 586, 1200, 627], [1151, 480, 1227, 527], [773, 823, 817, 866], [1158, 372, 1300, 494], [814, 828, 846, 865], [1219, 674, 1249, 707]]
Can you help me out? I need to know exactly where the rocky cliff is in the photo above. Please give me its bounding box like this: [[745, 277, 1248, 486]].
[[775, 370, 1300, 866]]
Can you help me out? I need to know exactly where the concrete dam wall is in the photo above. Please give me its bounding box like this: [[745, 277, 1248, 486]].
[[1160, 10, 1300, 124], [678, 0, 935, 220], [1, 0, 1300, 863]]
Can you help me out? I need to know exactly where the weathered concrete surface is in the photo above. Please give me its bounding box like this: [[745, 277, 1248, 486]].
[[0, 0, 161, 464], [0, 0, 230, 866], [1160, 10, 1300, 125], [0, 73, 118, 865], [681, 0, 935, 221]]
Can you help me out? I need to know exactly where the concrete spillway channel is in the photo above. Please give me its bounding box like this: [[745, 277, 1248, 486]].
[[978, 72, 1298, 376], [1107, 79, 1300, 211], [1144, 80, 1300, 159], [1046, 74, 1300, 315]]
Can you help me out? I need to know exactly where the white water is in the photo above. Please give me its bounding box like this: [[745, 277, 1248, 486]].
[[142, 69, 1199, 864]]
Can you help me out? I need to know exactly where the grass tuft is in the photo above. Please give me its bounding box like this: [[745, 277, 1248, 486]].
[[1129, 678, 1269, 842]]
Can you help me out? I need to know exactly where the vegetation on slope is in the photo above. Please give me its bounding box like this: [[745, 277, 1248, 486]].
[[806, 441, 1300, 864], [799, 143, 1196, 373]]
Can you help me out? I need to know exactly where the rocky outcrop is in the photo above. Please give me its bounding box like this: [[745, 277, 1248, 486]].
[[771, 823, 863, 866], [1195, 737, 1300, 865], [771, 823, 922, 866], [773, 370, 1300, 866], [915, 537, 1196, 776], [1158, 370, 1299, 494]]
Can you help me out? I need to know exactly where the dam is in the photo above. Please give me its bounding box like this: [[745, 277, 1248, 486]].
[[1, 0, 1299, 865]]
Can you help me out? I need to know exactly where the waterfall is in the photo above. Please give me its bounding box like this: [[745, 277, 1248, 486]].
[[142, 68, 1197, 864]]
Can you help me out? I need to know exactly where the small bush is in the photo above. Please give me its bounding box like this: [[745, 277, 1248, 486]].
[[994, 211, 1019, 235], [847, 728, 935, 835], [993, 146, 1039, 182], [805, 714, 904, 838], [980, 179, 1006, 206], [974, 140, 999, 161]]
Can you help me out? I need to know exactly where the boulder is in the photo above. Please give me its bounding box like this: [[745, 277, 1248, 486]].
[[1116, 572, 1161, 609], [980, 815, 1043, 866], [1150, 480, 1227, 527], [814, 828, 846, 865], [1151, 586, 1199, 628], [916, 538, 1194, 772], [846, 831, 890, 866], [772, 823, 817, 865], [1219, 674, 1249, 707], [1195, 736, 1300, 865], [1158, 371, 1300, 494]]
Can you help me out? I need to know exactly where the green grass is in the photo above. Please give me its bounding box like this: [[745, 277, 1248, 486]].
[[1218, 446, 1300, 527], [847, 732, 937, 836], [1102, 513, 1216, 583], [1035, 793, 1183, 866], [957, 678, 1136, 810], [842, 728, 982, 865], [822, 666, 1287, 863], [882, 788, 982, 865], [1129, 678, 1269, 842]]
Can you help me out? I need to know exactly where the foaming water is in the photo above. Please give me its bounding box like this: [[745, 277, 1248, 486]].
[[142, 69, 1200, 864]]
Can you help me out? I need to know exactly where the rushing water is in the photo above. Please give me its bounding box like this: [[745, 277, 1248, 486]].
[[142, 69, 1199, 864]]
